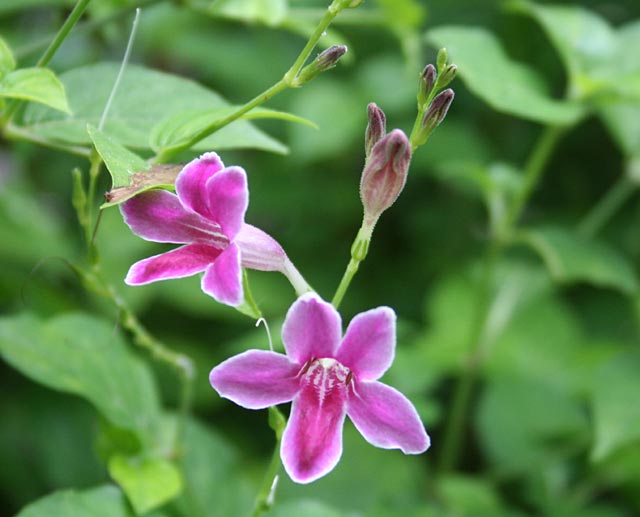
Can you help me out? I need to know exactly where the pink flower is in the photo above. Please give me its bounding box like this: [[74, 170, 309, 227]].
[[209, 293, 430, 483], [121, 152, 293, 307]]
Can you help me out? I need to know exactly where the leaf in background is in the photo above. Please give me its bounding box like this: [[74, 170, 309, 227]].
[[103, 164, 183, 208], [207, 0, 288, 27], [0, 36, 16, 77], [0, 312, 161, 438], [477, 376, 587, 473], [87, 125, 149, 189], [108, 455, 182, 515], [149, 106, 313, 155], [0, 68, 70, 113], [591, 352, 640, 461], [437, 475, 507, 517], [16, 485, 134, 517], [507, 1, 616, 96], [426, 26, 585, 125], [519, 226, 638, 295], [269, 500, 354, 517], [20, 63, 286, 154]]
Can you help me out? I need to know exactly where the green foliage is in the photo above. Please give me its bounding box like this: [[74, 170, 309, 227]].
[[20, 63, 286, 153]]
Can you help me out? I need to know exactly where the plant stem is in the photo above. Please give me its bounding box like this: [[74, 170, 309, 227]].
[[505, 125, 565, 229], [252, 435, 283, 517], [332, 257, 359, 308], [37, 0, 93, 67], [577, 175, 636, 238], [153, 0, 347, 163], [437, 241, 499, 473]]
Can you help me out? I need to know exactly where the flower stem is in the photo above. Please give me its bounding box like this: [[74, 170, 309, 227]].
[[332, 257, 360, 309], [252, 407, 286, 517], [152, 0, 349, 164], [36, 0, 92, 67], [577, 174, 636, 238], [504, 125, 565, 229]]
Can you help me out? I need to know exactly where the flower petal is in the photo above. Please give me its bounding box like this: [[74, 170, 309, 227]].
[[120, 190, 226, 246], [282, 293, 341, 364], [347, 380, 430, 454], [205, 166, 248, 240], [125, 243, 220, 285], [337, 307, 396, 381], [175, 152, 225, 219], [201, 242, 242, 306], [236, 224, 287, 272], [209, 350, 300, 409], [281, 367, 348, 484]]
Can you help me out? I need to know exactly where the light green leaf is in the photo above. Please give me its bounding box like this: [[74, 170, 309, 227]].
[[270, 500, 354, 517], [0, 67, 70, 113], [108, 455, 183, 515], [508, 0, 616, 95], [21, 63, 286, 154], [87, 125, 149, 189], [0, 312, 160, 435], [426, 26, 586, 125], [149, 105, 311, 154], [591, 352, 640, 461], [208, 0, 288, 27], [519, 226, 638, 294], [16, 485, 133, 517], [0, 36, 15, 77], [438, 475, 507, 517]]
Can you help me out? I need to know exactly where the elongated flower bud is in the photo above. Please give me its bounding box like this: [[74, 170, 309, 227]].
[[422, 88, 454, 132], [365, 103, 386, 157], [297, 45, 348, 84], [360, 129, 412, 226], [417, 64, 437, 108], [436, 64, 457, 89]]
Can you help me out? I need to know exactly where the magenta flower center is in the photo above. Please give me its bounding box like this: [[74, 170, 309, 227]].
[[299, 358, 353, 403]]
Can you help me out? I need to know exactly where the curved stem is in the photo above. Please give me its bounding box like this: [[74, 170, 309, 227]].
[[578, 175, 636, 238], [505, 125, 565, 229]]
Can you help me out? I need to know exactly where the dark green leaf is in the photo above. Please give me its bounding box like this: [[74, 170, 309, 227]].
[[0, 67, 70, 113], [108, 455, 183, 515], [21, 63, 286, 154], [426, 26, 585, 125], [16, 485, 134, 517], [518, 226, 638, 294], [0, 312, 161, 436]]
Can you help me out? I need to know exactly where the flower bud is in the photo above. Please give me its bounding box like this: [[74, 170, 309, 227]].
[[365, 103, 386, 156], [297, 45, 348, 84], [360, 129, 411, 226], [422, 88, 454, 132], [436, 64, 457, 89], [417, 64, 437, 107], [436, 48, 448, 71]]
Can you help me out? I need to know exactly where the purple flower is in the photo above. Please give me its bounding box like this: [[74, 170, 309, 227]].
[[209, 293, 430, 484], [121, 152, 293, 307]]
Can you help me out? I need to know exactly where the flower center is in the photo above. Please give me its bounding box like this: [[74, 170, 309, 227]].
[[299, 358, 353, 407]]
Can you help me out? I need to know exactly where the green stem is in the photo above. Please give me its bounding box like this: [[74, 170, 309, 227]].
[[332, 257, 359, 309], [505, 126, 565, 229], [37, 0, 93, 67], [437, 242, 500, 473], [252, 408, 285, 517], [153, 0, 347, 163], [577, 175, 636, 238]]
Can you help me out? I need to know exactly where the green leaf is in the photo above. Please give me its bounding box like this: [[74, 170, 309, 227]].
[[0, 36, 16, 78], [426, 26, 585, 125], [208, 0, 288, 27], [270, 500, 353, 517], [518, 226, 638, 294], [149, 106, 311, 155], [591, 352, 640, 461], [108, 455, 183, 515], [0, 67, 70, 113], [16, 485, 134, 517], [477, 376, 587, 473], [21, 62, 286, 154], [0, 312, 161, 436], [508, 0, 616, 96], [87, 125, 149, 189], [437, 475, 507, 517]]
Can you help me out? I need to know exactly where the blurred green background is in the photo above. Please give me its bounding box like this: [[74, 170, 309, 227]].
[[1, 0, 640, 515]]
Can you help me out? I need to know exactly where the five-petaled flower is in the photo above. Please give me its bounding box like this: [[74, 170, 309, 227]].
[[209, 293, 430, 484], [121, 152, 302, 307]]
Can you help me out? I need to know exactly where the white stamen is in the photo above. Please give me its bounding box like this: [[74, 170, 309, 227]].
[[256, 317, 274, 351]]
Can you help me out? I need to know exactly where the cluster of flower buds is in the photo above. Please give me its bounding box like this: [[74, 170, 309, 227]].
[[297, 45, 348, 85], [413, 48, 456, 148]]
